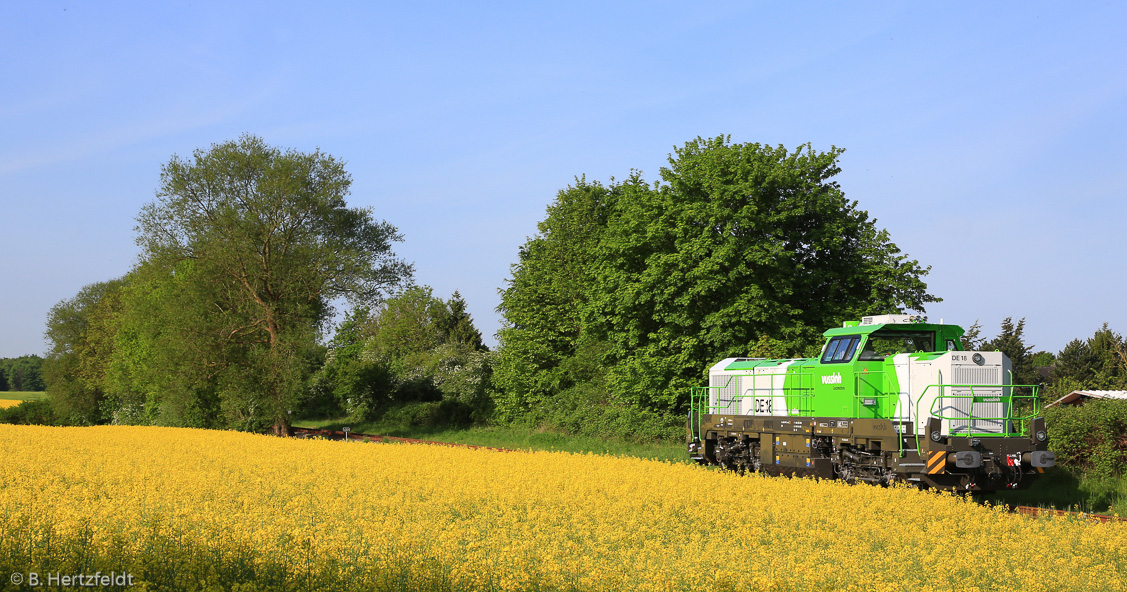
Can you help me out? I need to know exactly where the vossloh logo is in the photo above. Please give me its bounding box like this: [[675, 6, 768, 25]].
[[821, 372, 843, 385]]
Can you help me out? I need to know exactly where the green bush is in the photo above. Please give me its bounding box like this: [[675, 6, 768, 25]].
[[1044, 400, 1127, 479], [0, 400, 58, 425], [513, 378, 683, 443], [377, 400, 474, 428]]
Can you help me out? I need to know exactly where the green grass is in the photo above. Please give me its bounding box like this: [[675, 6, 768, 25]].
[[292, 417, 689, 463], [0, 391, 47, 401]]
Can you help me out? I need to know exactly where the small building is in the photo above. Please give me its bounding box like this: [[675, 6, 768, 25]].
[[1045, 390, 1127, 408]]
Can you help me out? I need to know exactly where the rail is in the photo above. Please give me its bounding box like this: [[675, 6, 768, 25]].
[[1015, 506, 1127, 524], [288, 427, 515, 452]]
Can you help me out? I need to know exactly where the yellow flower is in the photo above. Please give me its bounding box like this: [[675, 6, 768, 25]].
[[1, 424, 1125, 591]]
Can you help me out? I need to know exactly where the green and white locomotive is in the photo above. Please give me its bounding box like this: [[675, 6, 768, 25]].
[[687, 315, 1055, 491]]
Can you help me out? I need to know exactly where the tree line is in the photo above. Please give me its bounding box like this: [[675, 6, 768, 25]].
[[12, 134, 1125, 444], [0, 356, 45, 391], [40, 135, 412, 435], [960, 316, 1127, 399]]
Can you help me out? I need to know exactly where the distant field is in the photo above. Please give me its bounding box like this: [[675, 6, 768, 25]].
[[0, 391, 46, 401], [0, 399, 21, 409]]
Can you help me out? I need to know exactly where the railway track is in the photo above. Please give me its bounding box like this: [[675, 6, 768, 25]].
[[1014, 505, 1126, 523], [289, 426, 515, 453]]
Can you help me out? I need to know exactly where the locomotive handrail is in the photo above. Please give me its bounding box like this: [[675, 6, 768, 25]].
[[696, 371, 816, 415], [922, 383, 1041, 429], [741, 366, 816, 416], [911, 377, 1041, 452], [688, 386, 709, 441], [688, 366, 818, 441], [849, 370, 917, 456], [923, 387, 1041, 431]]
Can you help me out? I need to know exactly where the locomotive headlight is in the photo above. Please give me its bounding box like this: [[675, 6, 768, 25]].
[[972, 353, 985, 366], [1036, 430, 1048, 442], [930, 430, 943, 442]]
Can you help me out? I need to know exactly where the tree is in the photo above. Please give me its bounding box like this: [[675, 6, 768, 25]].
[[311, 286, 492, 423], [99, 260, 228, 427], [496, 136, 939, 429], [1030, 351, 1055, 367], [1052, 323, 1127, 390], [308, 306, 393, 418], [43, 279, 127, 424], [960, 320, 985, 351], [1087, 324, 1127, 387], [0, 356, 45, 391], [439, 291, 486, 351], [494, 178, 619, 420], [587, 138, 937, 413], [979, 317, 1042, 392], [135, 134, 411, 435]]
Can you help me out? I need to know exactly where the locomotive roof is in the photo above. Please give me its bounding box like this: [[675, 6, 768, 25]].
[[822, 317, 965, 339]]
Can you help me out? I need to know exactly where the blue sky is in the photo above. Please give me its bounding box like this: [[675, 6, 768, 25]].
[[2, 1, 1125, 359]]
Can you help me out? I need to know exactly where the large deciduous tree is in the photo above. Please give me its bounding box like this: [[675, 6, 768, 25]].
[[494, 178, 620, 421], [135, 134, 411, 435], [496, 136, 938, 430]]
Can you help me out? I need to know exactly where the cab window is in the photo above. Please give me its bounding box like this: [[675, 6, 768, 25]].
[[821, 335, 860, 364], [858, 331, 936, 361]]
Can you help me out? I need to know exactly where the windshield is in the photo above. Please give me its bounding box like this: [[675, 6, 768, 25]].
[[820, 335, 861, 364], [858, 331, 936, 361]]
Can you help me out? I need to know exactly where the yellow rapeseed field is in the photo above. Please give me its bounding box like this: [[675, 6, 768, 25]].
[[1, 425, 1125, 592], [0, 400, 22, 409]]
